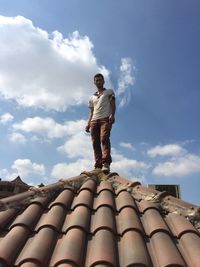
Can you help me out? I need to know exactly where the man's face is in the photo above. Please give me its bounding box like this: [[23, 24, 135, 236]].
[[94, 76, 104, 88]]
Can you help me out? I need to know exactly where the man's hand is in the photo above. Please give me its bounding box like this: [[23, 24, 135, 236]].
[[109, 114, 115, 124], [85, 125, 90, 133]]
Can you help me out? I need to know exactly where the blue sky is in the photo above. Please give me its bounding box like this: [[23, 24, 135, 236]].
[[0, 0, 199, 204]]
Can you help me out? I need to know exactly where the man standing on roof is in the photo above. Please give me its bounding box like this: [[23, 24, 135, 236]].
[[85, 73, 116, 173]]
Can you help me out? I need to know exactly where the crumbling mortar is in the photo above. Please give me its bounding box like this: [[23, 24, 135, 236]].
[[160, 200, 200, 229]]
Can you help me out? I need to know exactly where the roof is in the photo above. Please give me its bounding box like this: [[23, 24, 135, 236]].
[[0, 176, 29, 188], [0, 176, 30, 199], [0, 170, 199, 267]]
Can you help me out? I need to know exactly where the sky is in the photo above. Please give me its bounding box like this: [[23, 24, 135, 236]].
[[0, 0, 199, 205]]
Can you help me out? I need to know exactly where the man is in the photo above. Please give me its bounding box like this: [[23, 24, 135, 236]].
[[85, 73, 116, 172]]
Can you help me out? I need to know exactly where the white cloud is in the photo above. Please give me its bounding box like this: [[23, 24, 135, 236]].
[[112, 157, 149, 178], [147, 144, 186, 158], [116, 57, 136, 108], [119, 142, 135, 151], [0, 15, 110, 111], [51, 151, 148, 180], [0, 169, 16, 180], [9, 132, 27, 144], [11, 159, 45, 178], [0, 159, 45, 182], [13, 117, 86, 139], [110, 148, 149, 178], [51, 159, 92, 178], [0, 113, 14, 124], [52, 140, 148, 179], [148, 144, 200, 177], [58, 132, 93, 159], [152, 154, 200, 177]]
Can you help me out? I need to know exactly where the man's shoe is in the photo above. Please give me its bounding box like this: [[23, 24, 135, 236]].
[[102, 163, 110, 173]]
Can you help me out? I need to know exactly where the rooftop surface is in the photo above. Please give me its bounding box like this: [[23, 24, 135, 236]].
[[0, 170, 199, 267]]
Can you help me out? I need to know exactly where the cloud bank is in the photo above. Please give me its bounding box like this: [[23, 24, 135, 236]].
[[0, 159, 45, 181], [13, 117, 86, 139], [0, 113, 14, 124], [116, 58, 136, 108], [0, 15, 110, 111], [148, 144, 200, 177], [147, 144, 186, 158]]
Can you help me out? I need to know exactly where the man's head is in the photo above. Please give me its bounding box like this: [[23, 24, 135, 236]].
[[94, 73, 105, 89]]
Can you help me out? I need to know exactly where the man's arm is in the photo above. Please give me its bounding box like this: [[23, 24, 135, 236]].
[[109, 97, 116, 124], [85, 107, 94, 132]]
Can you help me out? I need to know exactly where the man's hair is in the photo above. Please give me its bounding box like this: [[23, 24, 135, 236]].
[[94, 73, 104, 81]]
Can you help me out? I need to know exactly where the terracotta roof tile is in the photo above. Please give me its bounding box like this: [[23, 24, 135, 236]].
[[30, 195, 53, 208], [0, 171, 199, 267], [49, 188, 74, 209], [36, 205, 66, 232], [20, 262, 40, 267], [0, 225, 30, 265], [94, 189, 115, 210], [96, 180, 114, 194], [137, 199, 160, 213], [165, 213, 199, 238], [148, 231, 186, 267], [0, 208, 19, 230], [115, 190, 137, 212], [62, 206, 91, 233], [91, 206, 116, 234], [51, 228, 86, 267], [142, 208, 170, 237], [10, 203, 43, 231], [85, 229, 117, 267], [119, 230, 151, 267], [78, 179, 97, 193], [71, 189, 94, 210], [179, 232, 200, 267], [116, 207, 144, 236], [16, 227, 57, 266]]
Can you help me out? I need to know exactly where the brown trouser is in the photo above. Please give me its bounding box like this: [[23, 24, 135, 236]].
[[90, 117, 112, 168]]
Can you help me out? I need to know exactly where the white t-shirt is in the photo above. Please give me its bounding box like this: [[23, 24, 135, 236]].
[[88, 89, 115, 120]]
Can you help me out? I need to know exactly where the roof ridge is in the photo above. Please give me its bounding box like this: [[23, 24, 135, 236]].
[[0, 175, 79, 211]]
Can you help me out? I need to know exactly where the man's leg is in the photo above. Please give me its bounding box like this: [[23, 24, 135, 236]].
[[90, 120, 102, 168], [100, 118, 112, 167]]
